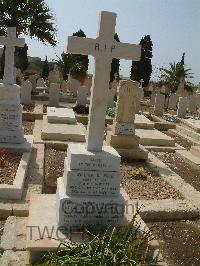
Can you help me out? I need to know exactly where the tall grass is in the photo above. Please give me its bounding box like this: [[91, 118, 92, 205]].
[[35, 221, 159, 266]]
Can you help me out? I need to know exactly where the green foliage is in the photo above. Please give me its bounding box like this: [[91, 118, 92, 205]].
[[42, 56, 49, 80], [128, 167, 148, 180], [15, 44, 29, 71], [131, 35, 153, 86], [70, 63, 87, 77], [56, 29, 89, 79], [161, 115, 180, 123], [0, 0, 57, 46], [35, 223, 158, 266], [160, 53, 194, 93], [106, 107, 115, 118], [110, 33, 120, 82]]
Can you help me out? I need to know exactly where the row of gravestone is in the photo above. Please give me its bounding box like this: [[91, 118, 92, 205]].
[[151, 92, 200, 118]]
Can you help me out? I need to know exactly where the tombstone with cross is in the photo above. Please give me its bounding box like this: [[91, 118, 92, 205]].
[[0, 27, 26, 144], [68, 11, 141, 151], [0, 27, 25, 85], [56, 11, 141, 229]]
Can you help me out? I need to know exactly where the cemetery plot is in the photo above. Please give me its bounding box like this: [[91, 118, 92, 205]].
[[121, 160, 183, 200], [152, 151, 200, 192], [44, 147, 66, 190], [147, 220, 200, 266], [22, 104, 35, 113], [165, 130, 192, 150], [22, 121, 35, 135], [0, 151, 22, 185]]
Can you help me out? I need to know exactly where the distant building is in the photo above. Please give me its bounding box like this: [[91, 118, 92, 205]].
[[28, 56, 41, 63]]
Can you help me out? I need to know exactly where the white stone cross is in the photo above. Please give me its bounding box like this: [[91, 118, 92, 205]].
[[0, 27, 25, 85], [68, 11, 141, 151]]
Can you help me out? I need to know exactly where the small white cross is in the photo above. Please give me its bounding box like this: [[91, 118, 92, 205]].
[[68, 11, 141, 151], [0, 27, 25, 85]]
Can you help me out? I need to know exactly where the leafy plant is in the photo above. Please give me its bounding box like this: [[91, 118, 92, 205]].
[[128, 167, 148, 180], [106, 107, 115, 118], [70, 63, 87, 78], [35, 221, 158, 266], [161, 115, 180, 123], [160, 53, 194, 93]]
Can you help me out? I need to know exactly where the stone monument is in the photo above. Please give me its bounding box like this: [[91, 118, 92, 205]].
[[49, 83, 60, 107], [0, 27, 25, 144], [154, 94, 165, 116], [177, 97, 189, 118], [20, 80, 32, 105], [56, 10, 142, 229], [106, 80, 148, 159], [76, 85, 88, 106]]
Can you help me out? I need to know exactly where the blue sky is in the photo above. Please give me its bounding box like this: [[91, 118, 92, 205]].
[[26, 0, 200, 83]]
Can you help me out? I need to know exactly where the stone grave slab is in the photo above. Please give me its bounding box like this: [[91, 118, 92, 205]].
[[182, 118, 200, 133], [134, 114, 155, 129], [41, 116, 86, 142], [26, 191, 133, 252], [47, 107, 76, 124], [135, 129, 175, 146]]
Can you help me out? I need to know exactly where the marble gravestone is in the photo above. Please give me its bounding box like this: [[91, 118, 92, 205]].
[[0, 27, 25, 144], [49, 83, 60, 107], [150, 90, 156, 105], [37, 78, 45, 87], [20, 80, 32, 105], [76, 85, 88, 106], [28, 74, 37, 93], [177, 97, 189, 118], [106, 80, 148, 160], [56, 11, 141, 229], [68, 76, 81, 96], [154, 94, 165, 116], [107, 88, 116, 108], [48, 65, 61, 84], [168, 93, 178, 110], [135, 82, 143, 114]]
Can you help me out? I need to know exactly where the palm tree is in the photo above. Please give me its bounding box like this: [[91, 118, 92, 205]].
[[0, 0, 57, 45], [160, 55, 194, 93]]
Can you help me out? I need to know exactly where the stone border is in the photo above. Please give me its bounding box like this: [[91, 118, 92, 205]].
[[176, 149, 200, 170], [0, 151, 32, 200], [22, 103, 43, 121], [151, 115, 176, 130], [170, 125, 200, 145], [181, 118, 200, 133], [0, 144, 44, 218]]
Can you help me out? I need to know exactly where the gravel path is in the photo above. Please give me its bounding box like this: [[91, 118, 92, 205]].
[[147, 220, 200, 266], [22, 121, 35, 135], [121, 160, 183, 200], [152, 152, 200, 192], [0, 152, 22, 185]]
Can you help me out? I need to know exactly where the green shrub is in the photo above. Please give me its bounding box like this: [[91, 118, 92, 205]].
[[128, 167, 148, 180], [106, 107, 115, 118], [70, 63, 87, 77], [161, 115, 180, 123], [35, 221, 158, 266]]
